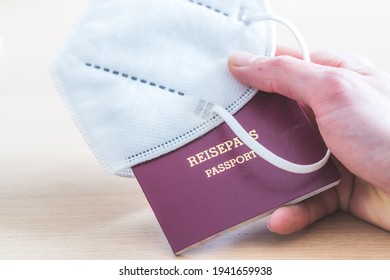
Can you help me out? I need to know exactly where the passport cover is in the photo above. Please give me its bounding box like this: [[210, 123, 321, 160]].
[[133, 92, 341, 255]]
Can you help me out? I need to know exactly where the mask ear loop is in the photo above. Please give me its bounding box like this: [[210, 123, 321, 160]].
[[210, 13, 331, 174]]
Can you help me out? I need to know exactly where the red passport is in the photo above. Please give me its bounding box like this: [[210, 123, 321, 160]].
[[133, 92, 340, 255]]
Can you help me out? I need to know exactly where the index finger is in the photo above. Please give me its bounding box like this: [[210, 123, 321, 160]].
[[276, 46, 376, 74]]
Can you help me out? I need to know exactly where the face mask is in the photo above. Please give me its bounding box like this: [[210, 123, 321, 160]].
[[51, 0, 329, 177]]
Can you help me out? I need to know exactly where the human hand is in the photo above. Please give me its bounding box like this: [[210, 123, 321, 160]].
[[228, 48, 390, 234]]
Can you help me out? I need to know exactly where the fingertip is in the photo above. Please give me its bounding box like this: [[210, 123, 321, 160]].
[[267, 204, 310, 235], [267, 207, 293, 235]]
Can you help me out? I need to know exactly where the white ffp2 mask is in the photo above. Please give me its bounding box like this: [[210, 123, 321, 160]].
[[52, 0, 329, 177]]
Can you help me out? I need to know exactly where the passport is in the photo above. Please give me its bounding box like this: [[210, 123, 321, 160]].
[[133, 92, 341, 255]]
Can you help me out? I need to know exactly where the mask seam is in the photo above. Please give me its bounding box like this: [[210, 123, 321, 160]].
[[126, 87, 257, 164], [85, 62, 186, 96], [185, 0, 229, 18], [85, 61, 256, 171]]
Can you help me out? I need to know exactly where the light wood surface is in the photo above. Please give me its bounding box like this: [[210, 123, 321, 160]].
[[1, 176, 390, 260], [1, 0, 390, 260]]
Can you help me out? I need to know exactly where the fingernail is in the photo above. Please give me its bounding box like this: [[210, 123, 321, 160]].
[[229, 51, 264, 67]]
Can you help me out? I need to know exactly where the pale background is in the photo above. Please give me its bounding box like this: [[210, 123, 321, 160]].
[[1, 0, 390, 259]]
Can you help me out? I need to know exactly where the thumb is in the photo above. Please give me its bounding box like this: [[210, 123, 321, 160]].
[[228, 51, 330, 109]]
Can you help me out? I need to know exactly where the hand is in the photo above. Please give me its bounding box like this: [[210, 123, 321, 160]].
[[228, 48, 390, 234]]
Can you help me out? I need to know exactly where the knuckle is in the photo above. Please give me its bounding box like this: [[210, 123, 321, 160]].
[[252, 55, 295, 70], [268, 55, 295, 69], [251, 56, 298, 95], [321, 70, 353, 96], [312, 69, 358, 111]]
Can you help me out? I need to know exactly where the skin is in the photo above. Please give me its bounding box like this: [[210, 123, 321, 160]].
[[228, 48, 390, 234]]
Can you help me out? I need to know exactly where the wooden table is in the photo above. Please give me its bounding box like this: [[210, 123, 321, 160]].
[[1, 0, 389, 260], [1, 170, 390, 259]]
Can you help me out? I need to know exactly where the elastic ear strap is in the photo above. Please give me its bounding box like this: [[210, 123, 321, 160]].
[[213, 14, 330, 173], [212, 104, 331, 174], [244, 13, 311, 62]]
